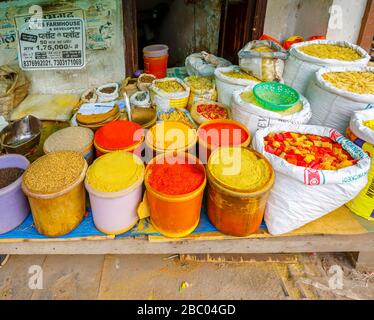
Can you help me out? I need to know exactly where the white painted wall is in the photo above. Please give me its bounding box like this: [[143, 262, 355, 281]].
[[326, 0, 367, 44], [264, 0, 367, 44]]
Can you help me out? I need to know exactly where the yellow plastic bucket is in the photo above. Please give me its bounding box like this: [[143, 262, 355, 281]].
[[206, 147, 275, 237], [22, 152, 88, 237]]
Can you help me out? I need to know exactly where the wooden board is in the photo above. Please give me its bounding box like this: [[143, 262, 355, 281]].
[[1, 233, 374, 255]]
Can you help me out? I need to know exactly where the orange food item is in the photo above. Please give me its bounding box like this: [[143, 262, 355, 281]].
[[147, 163, 205, 195], [264, 132, 356, 170]]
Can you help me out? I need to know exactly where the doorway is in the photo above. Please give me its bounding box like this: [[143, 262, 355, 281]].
[[123, 0, 267, 76]]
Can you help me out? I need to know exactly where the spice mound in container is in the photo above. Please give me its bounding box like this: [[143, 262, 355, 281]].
[[0, 154, 30, 234], [43, 127, 94, 164], [145, 121, 197, 159], [145, 153, 206, 238], [94, 120, 144, 157], [184, 76, 217, 108], [85, 151, 145, 235], [197, 119, 250, 163], [207, 147, 274, 237], [22, 151, 87, 237], [0, 167, 24, 189]]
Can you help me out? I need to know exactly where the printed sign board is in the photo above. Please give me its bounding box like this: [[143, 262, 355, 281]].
[[16, 17, 86, 70]]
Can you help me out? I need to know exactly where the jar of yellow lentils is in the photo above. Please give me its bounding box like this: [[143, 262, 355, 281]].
[[22, 151, 87, 237]]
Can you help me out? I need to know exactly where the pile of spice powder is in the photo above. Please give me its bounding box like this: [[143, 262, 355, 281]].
[[198, 122, 248, 146], [86, 152, 144, 193], [209, 147, 272, 192], [95, 120, 144, 150], [44, 127, 94, 153], [148, 163, 205, 195], [23, 151, 85, 194], [0, 168, 24, 189]]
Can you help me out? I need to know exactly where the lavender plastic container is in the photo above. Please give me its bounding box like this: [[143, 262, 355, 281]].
[[0, 154, 30, 234]]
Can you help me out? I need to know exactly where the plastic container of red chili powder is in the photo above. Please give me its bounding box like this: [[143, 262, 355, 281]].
[[197, 119, 250, 163], [144, 152, 206, 238], [94, 120, 145, 157]]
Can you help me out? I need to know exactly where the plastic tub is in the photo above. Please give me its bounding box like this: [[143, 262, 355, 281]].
[[85, 152, 145, 235], [0, 154, 30, 234], [43, 127, 94, 164], [145, 153, 206, 238], [197, 119, 250, 163], [206, 147, 275, 237], [143, 44, 169, 78], [145, 121, 197, 161], [22, 152, 88, 237]]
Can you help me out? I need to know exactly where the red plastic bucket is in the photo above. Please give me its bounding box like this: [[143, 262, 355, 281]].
[[143, 44, 169, 78]]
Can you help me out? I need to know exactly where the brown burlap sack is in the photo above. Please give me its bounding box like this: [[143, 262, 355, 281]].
[[0, 65, 30, 120]]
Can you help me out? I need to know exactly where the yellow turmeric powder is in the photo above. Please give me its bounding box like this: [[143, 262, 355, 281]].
[[208, 147, 272, 192], [86, 152, 144, 192]]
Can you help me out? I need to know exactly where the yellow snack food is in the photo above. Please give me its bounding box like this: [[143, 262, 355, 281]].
[[298, 44, 362, 60], [159, 109, 195, 128], [86, 152, 144, 192], [208, 147, 272, 192], [364, 120, 374, 130], [322, 71, 374, 95], [240, 90, 303, 115], [222, 70, 261, 81], [155, 80, 185, 93], [184, 76, 214, 91]]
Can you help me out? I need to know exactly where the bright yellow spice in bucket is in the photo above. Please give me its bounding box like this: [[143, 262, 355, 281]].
[[86, 152, 144, 193], [209, 147, 272, 192], [149, 121, 196, 151]]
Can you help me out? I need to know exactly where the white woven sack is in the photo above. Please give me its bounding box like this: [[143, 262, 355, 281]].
[[231, 86, 312, 136], [305, 66, 374, 133], [252, 123, 370, 235], [214, 66, 259, 106], [350, 109, 374, 145], [283, 40, 370, 95], [149, 77, 190, 111]]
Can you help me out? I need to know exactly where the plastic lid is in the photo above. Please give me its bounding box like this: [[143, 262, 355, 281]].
[[143, 44, 169, 58], [208, 147, 272, 193], [94, 120, 144, 150]]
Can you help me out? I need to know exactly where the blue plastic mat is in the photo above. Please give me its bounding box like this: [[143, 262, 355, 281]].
[[0, 206, 267, 240], [0, 209, 107, 240]]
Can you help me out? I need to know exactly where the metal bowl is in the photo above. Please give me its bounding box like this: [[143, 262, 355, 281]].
[[0, 115, 42, 156]]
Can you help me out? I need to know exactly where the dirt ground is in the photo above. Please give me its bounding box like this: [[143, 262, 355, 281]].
[[0, 253, 374, 300]]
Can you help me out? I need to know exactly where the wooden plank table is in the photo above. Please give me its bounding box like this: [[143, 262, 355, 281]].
[[0, 206, 373, 270]]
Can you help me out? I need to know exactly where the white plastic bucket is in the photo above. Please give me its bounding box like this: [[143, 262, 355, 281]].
[[85, 170, 144, 235]]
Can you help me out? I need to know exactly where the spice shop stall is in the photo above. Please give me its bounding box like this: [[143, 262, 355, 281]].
[[1, 0, 374, 271]]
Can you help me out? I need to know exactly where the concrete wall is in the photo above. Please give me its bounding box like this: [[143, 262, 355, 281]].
[[326, 0, 368, 44], [264, 0, 367, 44]]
